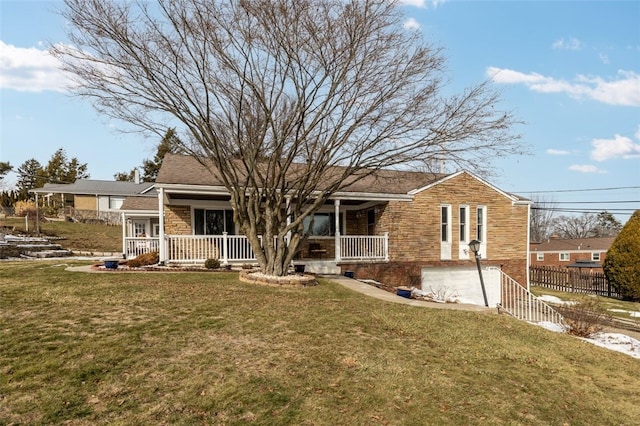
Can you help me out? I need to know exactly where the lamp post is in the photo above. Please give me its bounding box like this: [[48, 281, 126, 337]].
[[468, 239, 489, 307]]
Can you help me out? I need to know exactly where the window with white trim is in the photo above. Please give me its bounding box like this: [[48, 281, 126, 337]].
[[536, 252, 544, 261], [559, 252, 570, 261], [592, 252, 601, 261], [459, 206, 468, 242], [476, 206, 486, 242], [441, 205, 450, 243], [109, 196, 125, 210], [194, 209, 235, 235]]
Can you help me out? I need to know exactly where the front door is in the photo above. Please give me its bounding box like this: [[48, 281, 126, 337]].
[[133, 220, 147, 237]]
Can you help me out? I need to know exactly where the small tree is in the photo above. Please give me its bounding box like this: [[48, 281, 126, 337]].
[[603, 210, 640, 301], [16, 159, 45, 200]]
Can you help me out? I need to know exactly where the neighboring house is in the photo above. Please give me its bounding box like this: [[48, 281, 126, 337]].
[[30, 178, 154, 224], [529, 237, 615, 270], [123, 154, 531, 303]]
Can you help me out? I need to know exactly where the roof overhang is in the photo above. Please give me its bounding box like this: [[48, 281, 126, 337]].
[[155, 183, 414, 203]]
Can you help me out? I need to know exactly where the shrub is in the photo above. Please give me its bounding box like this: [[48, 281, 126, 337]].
[[14, 200, 37, 217], [127, 251, 159, 268], [603, 210, 640, 301], [204, 258, 220, 269], [561, 296, 609, 338]]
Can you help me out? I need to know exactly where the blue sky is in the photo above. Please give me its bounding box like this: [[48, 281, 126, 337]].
[[1, 0, 639, 220]]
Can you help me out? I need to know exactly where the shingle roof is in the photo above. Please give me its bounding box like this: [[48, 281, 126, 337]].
[[156, 153, 447, 195], [120, 196, 158, 211], [31, 180, 154, 196], [530, 237, 615, 252]]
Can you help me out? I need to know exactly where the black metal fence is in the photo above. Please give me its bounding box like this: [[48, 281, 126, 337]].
[[529, 265, 620, 299]]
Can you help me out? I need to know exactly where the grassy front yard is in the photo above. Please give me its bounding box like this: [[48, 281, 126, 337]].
[[1, 261, 639, 425], [0, 217, 121, 252]]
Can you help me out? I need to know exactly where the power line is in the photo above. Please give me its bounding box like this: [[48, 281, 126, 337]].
[[535, 200, 640, 204], [521, 185, 640, 194]]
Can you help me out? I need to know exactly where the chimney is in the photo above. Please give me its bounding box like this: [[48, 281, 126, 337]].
[[134, 168, 140, 184]]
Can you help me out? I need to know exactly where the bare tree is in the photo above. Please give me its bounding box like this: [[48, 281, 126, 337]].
[[53, 0, 524, 276], [529, 194, 557, 242], [552, 213, 600, 239]]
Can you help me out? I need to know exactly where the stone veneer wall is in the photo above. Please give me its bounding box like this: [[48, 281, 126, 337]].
[[347, 172, 530, 286], [164, 205, 191, 235]]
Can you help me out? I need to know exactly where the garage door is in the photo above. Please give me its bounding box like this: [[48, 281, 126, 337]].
[[421, 266, 501, 307]]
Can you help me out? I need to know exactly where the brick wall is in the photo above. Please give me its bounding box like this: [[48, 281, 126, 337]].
[[370, 172, 529, 284], [529, 251, 606, 269], [165, 205, 191, 235], [74, 195, 96, 210]]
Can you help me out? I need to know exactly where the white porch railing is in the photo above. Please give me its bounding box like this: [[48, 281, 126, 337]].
[[124, 237, 160, 258], [125, 233, 390, 264], [166, 234, 258, 264], [499, 271, 566, 327], [339, 233, 389, 261]]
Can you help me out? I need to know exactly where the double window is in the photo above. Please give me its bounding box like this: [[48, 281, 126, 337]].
[[303, 213, 342, 236], [194, 209, 235, 235]]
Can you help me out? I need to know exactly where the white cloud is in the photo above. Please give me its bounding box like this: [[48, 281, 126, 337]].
[[590, 134, 640, 161], [546, 149, 570, 155], [0, 40, 69, 92], [552, 37, 583, 51], [599, 53, 610, 65], [568, 164, 607, 174], [403, 18, 421, 30], [398, 0, 446, 8], [487, 67, 640, 107]]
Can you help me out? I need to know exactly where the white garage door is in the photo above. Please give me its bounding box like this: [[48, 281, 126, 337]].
[[421, 266, 501, 307]]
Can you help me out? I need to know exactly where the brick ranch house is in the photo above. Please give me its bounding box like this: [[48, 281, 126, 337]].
[[122, 154, 531, 304], [529, 237, 615, 270]]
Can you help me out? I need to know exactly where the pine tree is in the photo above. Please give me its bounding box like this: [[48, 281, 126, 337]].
[[603, 210, 640, 301]]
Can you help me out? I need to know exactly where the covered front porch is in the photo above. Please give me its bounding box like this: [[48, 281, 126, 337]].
[[123, 232, 389, 271]]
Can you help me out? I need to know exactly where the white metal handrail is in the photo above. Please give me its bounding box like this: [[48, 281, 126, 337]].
[[499, 271, 565, 327]]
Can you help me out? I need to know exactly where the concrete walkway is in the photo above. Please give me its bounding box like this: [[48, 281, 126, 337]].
[[321, 274, 496, 313]]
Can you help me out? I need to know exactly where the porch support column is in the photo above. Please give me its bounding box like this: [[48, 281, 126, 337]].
[[121, 212, 126, 258], [35, 193, 40, 234], [334, 199, 341, 262], [158, 187, 166, 264]]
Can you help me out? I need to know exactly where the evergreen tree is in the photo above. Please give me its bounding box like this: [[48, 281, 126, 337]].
[[43, 148, 89, 184], [114, 169, 138, 182], [16, 159, 45, 200], [603, 211, 640, 301], [0, 161, 12, 184], [593, 211, 622, 237], [141, 128, 183, 182]]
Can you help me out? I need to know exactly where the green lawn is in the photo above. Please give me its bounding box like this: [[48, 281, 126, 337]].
[[1, 261, 639, 425], [532, 285, 640, 323], [0, 216, 121, 252]]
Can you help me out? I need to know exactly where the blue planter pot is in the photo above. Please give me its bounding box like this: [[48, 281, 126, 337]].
[[344, 271, 355, 279], [396, 288, 412, 299], [104, 260, 119, 269]]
